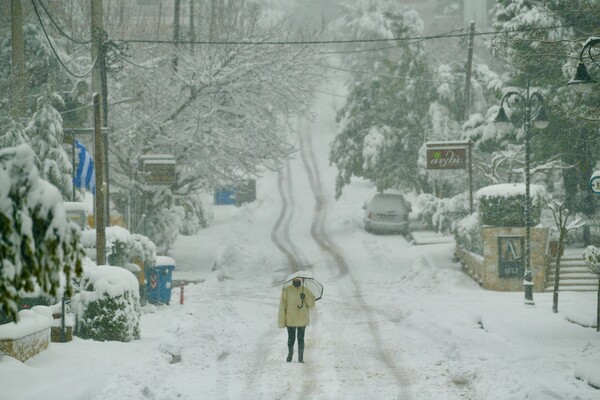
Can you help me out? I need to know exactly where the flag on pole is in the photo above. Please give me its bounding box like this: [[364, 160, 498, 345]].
[[73, 140, 95, 194]]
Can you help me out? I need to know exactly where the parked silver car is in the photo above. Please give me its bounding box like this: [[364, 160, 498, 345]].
[[363, 193, 411, 234]]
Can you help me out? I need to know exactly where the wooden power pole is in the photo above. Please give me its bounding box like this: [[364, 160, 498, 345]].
[[172, 0, 181, 71], [91, 0, 106, 265], [464, 21, 476, 121]]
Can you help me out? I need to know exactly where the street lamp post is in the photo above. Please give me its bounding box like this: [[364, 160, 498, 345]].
[[495, 81, 549, 305], [568, 37, 600, 93]]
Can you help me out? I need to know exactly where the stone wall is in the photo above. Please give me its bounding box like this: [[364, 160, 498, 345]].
[[0, 327, 50, 362], [456, 226, 550, 292]]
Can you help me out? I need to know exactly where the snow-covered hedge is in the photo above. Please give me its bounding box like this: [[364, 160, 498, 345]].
[[455, 212, 483, 255], [477, 184, 547, 227], [72, 263, 140, 342]]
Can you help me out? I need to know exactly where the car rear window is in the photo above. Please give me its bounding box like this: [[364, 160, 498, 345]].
[[370, 195, 407, 212]]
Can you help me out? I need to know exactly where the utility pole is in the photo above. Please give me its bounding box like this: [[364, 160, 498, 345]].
[[464, 21, 476, 214], [91, 0, 111, 227], [156, 0, 163, 39], [91, 0, 103, 102], [93, 93, 106, 265], [91, 0, 107, 265], [10, 0, 26, 120], [172, 0, 181, 72], [464, 21, 476, 121], [189, 0, 196, 55], [100, 34, 110, 227]]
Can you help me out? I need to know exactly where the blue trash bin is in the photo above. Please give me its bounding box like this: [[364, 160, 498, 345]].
[[145, 256, 176, 305]]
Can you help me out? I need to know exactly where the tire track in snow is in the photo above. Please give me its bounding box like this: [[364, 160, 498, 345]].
[[299, 127, 412, 400], [243, 160, 317, 400], [271, 164, 303, 273]]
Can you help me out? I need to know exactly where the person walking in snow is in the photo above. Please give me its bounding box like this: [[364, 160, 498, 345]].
[[278, 277, 315, 363]]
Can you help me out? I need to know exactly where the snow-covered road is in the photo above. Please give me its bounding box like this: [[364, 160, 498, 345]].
[[2, 83, 600, 400]]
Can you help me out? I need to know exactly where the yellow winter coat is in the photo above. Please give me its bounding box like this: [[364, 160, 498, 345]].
[[278, 284, 315, 328]]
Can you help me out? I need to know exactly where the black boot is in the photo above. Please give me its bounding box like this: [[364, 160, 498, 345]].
[[286, 346, 293, 362], [298, 345, 304, 363]]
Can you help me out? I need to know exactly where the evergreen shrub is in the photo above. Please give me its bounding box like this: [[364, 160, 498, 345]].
[[477, 184, 546, 227], [583, 245, 600, 276], [72, 264, 140, 342]]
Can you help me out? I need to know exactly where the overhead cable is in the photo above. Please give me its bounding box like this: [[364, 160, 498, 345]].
[[36, 0, 91, 45], [31, 0, 96, 79], [122, 25, 567, 46]]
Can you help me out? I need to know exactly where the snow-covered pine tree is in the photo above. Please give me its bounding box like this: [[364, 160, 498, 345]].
[[25, 91, 73, 200], [0, 124, 29, 150]]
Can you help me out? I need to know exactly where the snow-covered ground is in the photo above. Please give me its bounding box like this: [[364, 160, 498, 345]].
[[2, 85, 600, 400]]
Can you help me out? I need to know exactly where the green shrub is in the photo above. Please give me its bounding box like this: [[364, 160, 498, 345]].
[[583, 245, 600, 276], [477, 184, 547, 227], [72, 264, 140, 342]]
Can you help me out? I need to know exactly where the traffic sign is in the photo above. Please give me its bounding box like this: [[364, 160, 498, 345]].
[[590, 170, 600, 194]]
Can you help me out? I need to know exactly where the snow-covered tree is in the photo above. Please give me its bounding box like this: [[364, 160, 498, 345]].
[[330, 5, 434, 198], [420, 62, 504, 197], [490, 0, 600, 214], [106, 1, 325, 247], [0, 144, 84, 322], [25, 91, 73, 200]]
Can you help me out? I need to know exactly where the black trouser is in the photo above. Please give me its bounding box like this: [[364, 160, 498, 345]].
[[287, 326, 305, 349]]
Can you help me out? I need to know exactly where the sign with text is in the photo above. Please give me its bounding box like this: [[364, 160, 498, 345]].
[[426, 147, 467, 170], [141, 155, 176, 186], [498, 235, 524, 279]]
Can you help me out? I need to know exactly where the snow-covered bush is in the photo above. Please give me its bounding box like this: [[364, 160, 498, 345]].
[[0, 144, 84, 322], [105, 226, 132, 267], [80, 227, 156, 268], [416, 192, 470, 233], [72, 264, 140, 342], [455, 212, 483, 255], [416, 193, 439, 231], [146, 207, 183, 253], [477, 184, 548, 227], [583, 246, 600, 276], [129, 234, 157, 267]]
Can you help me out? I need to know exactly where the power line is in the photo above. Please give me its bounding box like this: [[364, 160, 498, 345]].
[[121, 25, 567, 46], [31, 0, 96, 79], [36, 0, 91, 45]]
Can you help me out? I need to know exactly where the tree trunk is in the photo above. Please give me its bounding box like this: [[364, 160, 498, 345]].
[[552, 234, 564, 313]]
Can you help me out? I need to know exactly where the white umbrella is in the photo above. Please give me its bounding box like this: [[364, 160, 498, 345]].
[[283, 270, 324, 301]]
